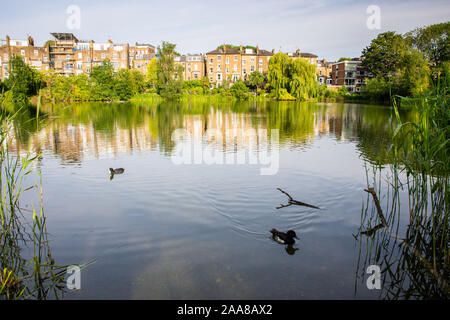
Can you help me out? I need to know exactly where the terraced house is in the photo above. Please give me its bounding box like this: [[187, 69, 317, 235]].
[[0, 35, 50, 80], [1, 33, 155, 79], [174, 54, 205, 80], [129, 43, 156, 74], [206, 45, 273, 87]]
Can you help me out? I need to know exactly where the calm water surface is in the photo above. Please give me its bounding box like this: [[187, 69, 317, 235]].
[[11, 101, 415, 299]]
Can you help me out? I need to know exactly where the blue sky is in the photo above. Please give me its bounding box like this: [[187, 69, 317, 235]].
[[1, 0, 448, 61]]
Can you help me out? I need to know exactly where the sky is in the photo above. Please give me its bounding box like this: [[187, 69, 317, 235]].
[[0, 0, 449, 61]]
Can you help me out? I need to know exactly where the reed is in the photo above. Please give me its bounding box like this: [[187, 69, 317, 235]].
[[0, 102, 85, 300], [354, 82, 449, 299]]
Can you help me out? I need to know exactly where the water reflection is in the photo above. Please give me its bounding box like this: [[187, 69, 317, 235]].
[[9, 101, 414, 166], [5, 100, 424, 299]]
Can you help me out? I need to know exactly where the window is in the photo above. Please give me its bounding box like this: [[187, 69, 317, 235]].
[[251, 66, 255, 72], [234, 55, 238, 61], [101, 53, 106, 59], [242, 59, 246, 65], [259, 59, 263, 66], [233, 65, 237, 71], [77, 62, 82, 69], [209, 68, 213, 74], [225, 57, 229, 64], [34, 50, 38, 56], [226, 67, 229, 73], [113, 53, 118, 59], [217, 73, 221, 81], [217, 64, 221, 70], [4, 53, 8, 60], [78, 52, 82, 59], [21, 49, 25, 56], [217, 55, 221, 61], [194, 64, 198, 71], [243, 68, 246, 74], [209, 58, 213, 64], [251, 57, 255, 62], [259, 68, 263, 72]]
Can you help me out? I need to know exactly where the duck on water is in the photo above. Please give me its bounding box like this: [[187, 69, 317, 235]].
[[109, 168, 125, 180], [270, 229, 299, 245]]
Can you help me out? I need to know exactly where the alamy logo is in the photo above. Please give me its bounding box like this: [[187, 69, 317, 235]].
[[366, 5, 381, 30], [66, 5, 81, 30], [171, 128, 280, 175], [366, 265, 381, 289], [66, 265, 81, 290]]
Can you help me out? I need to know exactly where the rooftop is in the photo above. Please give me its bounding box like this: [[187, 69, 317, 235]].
[[51, 33, 79, 42]]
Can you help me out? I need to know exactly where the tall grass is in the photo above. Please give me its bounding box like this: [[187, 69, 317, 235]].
[[355, 82, 449, 299], [0, 99, 82, 299]]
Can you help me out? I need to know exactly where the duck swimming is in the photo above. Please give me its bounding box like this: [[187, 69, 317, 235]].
[[270, 228, 298, 245], [109, 168, 124, 174]]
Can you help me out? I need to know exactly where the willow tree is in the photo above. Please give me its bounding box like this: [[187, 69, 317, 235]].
[[288, 58, 319, 100], [268, 52, 319, 100], [156, 41, 183, 100], [267, 53, 290, 99]]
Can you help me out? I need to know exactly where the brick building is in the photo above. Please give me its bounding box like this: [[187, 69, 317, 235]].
[[330, 59, 372, 93], [174, 54, 205, 80], [206, 45, 273, 87], [0, 35, 50, 80]]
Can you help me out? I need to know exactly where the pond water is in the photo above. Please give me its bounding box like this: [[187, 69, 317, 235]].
[[10, 101, 417, 299]]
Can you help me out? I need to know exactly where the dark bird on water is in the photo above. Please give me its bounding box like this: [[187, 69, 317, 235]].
[[270, 229, 298, 245], [109, 168, 125, 174]]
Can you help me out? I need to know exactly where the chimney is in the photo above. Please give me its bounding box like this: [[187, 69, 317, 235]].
[[323, 58, 327, 64], [296, 48, 300, 55], [223, 44, 226, 53], [27, 36, 34, 46], [6, 35, 10, 46], [240, 44, 243, 53], [108, 39, 113, 44], [272, 48, 275, 54], [256, 45, 259, 55]]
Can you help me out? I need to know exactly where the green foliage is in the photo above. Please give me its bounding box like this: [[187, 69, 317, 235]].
[[288, 59, 319, 100], [39, 61, 146, 102], [267, 52, 319, 100], [247, 71, 265, 93], [4, 55, 42, 105], [338, 57, 352, 62], [146, 57, 158, 88], [405, 22, 450, 70], [361, 31, 431, 98], [216, 44, 256, 51], [156, 42, 183, 100], [267, 53, 291, 99], [230, 81, 249, 100], [361, 31, 409, 80]]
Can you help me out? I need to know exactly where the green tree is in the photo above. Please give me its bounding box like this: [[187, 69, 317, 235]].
[[4, 55, 42, 104], [247, 71, 265, 93], [90, 60, 116, 100], [361, 31, 409, 80], [362, 31, 431, 97], [156, 42, 183, 100], [130, 70, 145, 95], [114, 69, 133, 100], [267, 53, 290, 99], [288, 58, 319, 100], [230, 81, 249, 100], [146, 57, 158, 88], [405, 22, 450, 70]]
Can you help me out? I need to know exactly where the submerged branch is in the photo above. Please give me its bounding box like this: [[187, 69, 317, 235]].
[[276, 188, 320, 210], [364, 187, 388, 227]]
